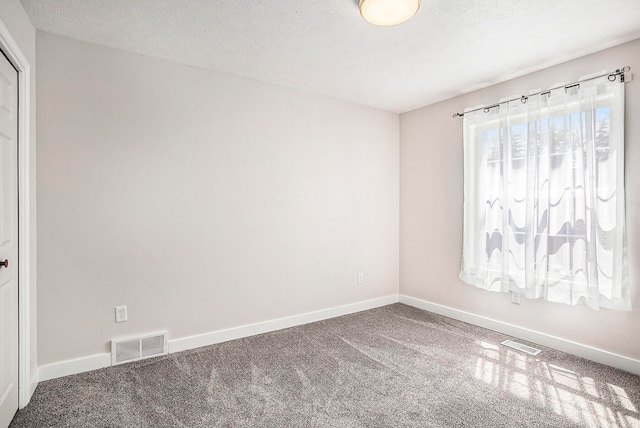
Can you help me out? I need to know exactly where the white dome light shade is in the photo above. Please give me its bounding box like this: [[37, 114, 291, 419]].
[[359, 0, 421, 26]]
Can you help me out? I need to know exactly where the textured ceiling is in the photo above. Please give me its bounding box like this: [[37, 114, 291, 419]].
[[19, 0, 640, 113]]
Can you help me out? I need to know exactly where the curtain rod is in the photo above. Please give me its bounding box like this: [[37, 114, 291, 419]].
[[452, 66, 631, 118]]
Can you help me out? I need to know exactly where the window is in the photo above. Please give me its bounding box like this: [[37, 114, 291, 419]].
[[459, 74, 629, 310]]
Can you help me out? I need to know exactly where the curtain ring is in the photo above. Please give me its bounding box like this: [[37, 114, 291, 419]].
[[520, 96, 527, 104], [483, 107, 490, 113], [608, 74, 617, 82]]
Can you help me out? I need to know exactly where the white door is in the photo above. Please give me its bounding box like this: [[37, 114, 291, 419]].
[[0, 51, 18, 428]]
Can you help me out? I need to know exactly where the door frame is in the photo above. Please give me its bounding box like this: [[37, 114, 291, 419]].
[[0, 18, 33, 408]]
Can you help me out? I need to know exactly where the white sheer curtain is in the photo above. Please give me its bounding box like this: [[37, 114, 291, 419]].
[[460, 73, 630, 310]]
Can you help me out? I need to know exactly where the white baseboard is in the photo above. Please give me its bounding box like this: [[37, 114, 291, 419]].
[[37, 293, 639, 383], [169, 295, 400, 353], [38, 295, 400, 382], [399, 294, 640, 376], [39, 353, 112, 382]]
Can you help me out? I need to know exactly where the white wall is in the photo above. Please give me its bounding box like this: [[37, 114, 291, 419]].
[[400, 38, 640, 360], [0, 0, 37, 383], [36, 32, 399, 366], [36, 24, 639, 372]]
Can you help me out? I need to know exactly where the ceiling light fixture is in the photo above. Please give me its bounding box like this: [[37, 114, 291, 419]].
[[359, 0, 421, 27]]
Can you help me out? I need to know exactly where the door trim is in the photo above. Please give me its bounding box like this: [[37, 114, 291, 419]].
[[0, 18, 33, 408]]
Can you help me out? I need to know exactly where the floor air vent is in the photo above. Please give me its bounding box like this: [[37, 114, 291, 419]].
[[501, 340, 541, 356], [111, 332, 168, 365]]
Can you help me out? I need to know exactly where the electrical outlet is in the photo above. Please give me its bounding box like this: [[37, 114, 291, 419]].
[[511, 292, 520, 305], [115, 305, 128, 323], [357, 272, 364, 284]]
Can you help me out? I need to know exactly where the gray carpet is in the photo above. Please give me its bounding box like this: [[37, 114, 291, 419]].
[[10, 304, 640, 427]]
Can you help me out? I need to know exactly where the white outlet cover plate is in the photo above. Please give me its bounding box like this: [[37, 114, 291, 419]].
[[511, 292, 520, 304], [115, 305, 128, 322]]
